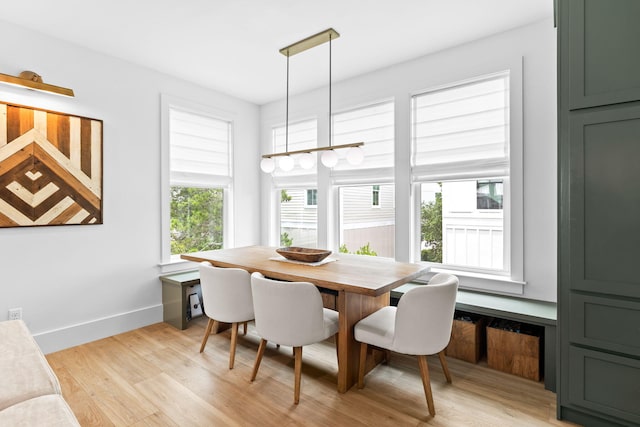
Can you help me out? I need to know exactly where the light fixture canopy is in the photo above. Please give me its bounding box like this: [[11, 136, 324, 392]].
[[261, 28, 364, 173], [0, 70, 74, 97]]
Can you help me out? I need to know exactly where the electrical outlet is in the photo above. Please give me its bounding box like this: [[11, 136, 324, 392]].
[[8, 308, 22, 320]]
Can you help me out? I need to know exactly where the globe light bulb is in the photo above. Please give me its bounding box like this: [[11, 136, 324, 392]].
[[320, 150, 338, 167], [299, 152, 315, 169], [278, 155, 294, 171], [346, 146, 364, 165], [260, 157, 275, 173]]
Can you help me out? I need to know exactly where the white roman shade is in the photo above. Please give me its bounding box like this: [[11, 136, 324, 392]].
[[332, 101, 394, 171], [411, 72, 510, 181], [270, 119, 317, 187], [272, 118, 317, 178], [170, 108, 232, 187]]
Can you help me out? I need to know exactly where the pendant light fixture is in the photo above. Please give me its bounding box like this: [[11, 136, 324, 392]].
[[260, 28, 364, 173]]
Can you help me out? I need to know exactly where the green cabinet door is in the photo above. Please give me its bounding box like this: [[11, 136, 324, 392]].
[[567, 0, 640, 109], [568, 104, 640, 298]]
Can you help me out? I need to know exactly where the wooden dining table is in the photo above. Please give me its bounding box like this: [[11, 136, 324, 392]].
[[181, 245, 429, 392]]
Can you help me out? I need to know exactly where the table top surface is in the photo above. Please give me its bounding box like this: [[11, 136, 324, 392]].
[[181, 245, 429, 297]]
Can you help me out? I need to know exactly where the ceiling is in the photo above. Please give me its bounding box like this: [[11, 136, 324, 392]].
[[1, 0, 553, 105]]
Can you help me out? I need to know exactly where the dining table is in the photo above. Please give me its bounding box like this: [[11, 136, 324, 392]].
[[181, 245, 429, 392]]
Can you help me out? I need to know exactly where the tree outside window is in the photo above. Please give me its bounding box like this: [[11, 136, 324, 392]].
[[420, 183, 442, 262], [170, 187, 223, 255]]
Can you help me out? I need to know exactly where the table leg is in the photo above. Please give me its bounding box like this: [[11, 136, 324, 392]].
[[336, 290, 390, 393]]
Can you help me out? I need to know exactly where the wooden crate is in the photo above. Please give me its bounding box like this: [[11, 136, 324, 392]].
[[486, 322, 541, 381], [445, 313, 485, 363]]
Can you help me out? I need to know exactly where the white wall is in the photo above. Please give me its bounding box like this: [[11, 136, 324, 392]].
[[260, 19, 557, 301], [0, 20, 260, 353]]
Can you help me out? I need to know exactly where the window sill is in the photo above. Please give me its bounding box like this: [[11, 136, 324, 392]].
[[158, 257, 200, 275], [415, 267, 525, 295]]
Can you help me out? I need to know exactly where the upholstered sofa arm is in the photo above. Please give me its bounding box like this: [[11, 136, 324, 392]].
[[0, 320, 79, 426]]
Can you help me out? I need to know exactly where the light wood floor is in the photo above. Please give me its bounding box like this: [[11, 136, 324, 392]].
[[46, 317, 580, 427]]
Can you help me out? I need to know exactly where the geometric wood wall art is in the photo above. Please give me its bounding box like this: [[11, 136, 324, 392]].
[[0, 101, 102, 227]]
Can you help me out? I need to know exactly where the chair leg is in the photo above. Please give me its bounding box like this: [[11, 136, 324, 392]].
[[199, 318, 215, 353], [358, 342, 368, 389], [293, 346, 302, 404], [243, 321, 248, 336], [229, 322, 239, 369], [417, 355, 436, 416], [384, 349, 392, 364], [251, 339, 268, 382], [438, 350, 452, 383]]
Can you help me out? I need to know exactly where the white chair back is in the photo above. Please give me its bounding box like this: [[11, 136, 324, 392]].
[[199, 262, 253, 323], [250, 272, 327, 347], [393, 273, 459, 355]]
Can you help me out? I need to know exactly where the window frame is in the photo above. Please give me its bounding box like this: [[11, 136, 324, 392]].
[[267, 118, 319, 248], [410, 68, 524, 292], [329, 100, 396, 258], [160, 94, 234, 267]]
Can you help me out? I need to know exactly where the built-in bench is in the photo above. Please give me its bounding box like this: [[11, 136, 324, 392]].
[[391, 283, 557, 392]]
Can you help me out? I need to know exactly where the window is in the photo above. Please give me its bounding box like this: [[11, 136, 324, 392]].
[[167, 107, 231, 257], [280, 188, 317, 247], [272, 119, 318, 248], [332, 101, 395, 257], [477, 179, 503, 209], [339, 184, 395, 257], [306, 189, 317, 207], [412, 72, 512, 275], [419, 180, 503, 269], [372, 185, 380, 207]]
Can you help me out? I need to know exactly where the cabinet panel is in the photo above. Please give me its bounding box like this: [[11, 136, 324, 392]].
[[568, 346, 640, 425], [570, 294, 640, 357], [569, 0, 640, 108], [559, 0, 640, 425], [569, 104, 640, 297]]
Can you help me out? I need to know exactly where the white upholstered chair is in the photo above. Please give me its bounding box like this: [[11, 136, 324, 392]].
[[249, 272, 339, 404], [354, 273, 459, 416], [198, 262, 254, 369]]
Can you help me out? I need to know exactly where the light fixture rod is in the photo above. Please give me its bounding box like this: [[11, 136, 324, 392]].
[[279, 28, 340, 57], [328, 33, 332, 147], [285, 54, 289, 152], [262, 142, 364, 159]]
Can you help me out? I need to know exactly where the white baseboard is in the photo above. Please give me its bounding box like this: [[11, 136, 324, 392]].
[[33, 304, 163, 354]]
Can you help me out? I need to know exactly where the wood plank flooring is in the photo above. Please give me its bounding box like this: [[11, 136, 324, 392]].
[[46, 317, 580, 426]]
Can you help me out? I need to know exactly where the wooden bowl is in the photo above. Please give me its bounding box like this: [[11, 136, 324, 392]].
[[276, 247, 332, 263]]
